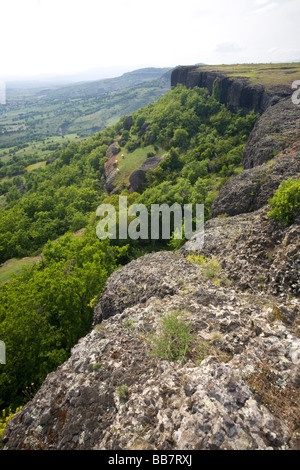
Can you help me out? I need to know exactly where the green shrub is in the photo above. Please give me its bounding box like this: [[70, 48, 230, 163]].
[[267, 177, 300, 225], [123, 319, 135, 330], [149, 310, 194, 362], [116, 385, 129, 401]]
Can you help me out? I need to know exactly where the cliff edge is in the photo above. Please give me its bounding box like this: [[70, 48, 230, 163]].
[[171, 65, 293, 114]]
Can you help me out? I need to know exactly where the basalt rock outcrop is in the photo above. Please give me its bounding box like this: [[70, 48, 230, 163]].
[[242, 97, 300, 169], [2, 246, 299, 450], [210, 142, 300, 218], [171, 66, 291, 114], [184, 206, 300, 298], [210, 95, 300, 219], [129, 156, 163, 192]]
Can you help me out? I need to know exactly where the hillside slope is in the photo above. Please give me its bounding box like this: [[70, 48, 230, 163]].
[[0, 68, 172, 147], [1, 66, 300, 451]]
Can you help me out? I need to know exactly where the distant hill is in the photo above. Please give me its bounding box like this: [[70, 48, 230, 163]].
[[0, 67, 172, 148], [42, 67, 172, 100]]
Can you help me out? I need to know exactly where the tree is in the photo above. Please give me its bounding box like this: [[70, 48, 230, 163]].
[[182, 160, 208, 185], [0, 229, 126, 408], [172, 128, 189, 148]]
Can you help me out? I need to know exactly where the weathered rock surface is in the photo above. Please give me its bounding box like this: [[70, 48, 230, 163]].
[[210, 143, 300, 218], [128, 169, 146, 192], [2, 229, 300, 449], [242, 97, 300, 169], [184, 206, 300, 297], [129, 156, 163, 192], [103, 143, 121, 193], [171, 66, 290, 114], [106, 142, 121, 159], [210, 88, 300, 220]]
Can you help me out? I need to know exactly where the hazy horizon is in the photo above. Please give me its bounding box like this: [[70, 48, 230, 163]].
[[0, 0, 299, 84], [4, 60, 300, 88]]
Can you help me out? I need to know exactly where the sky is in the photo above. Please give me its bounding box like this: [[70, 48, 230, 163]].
[[0, 0, 299, 81]]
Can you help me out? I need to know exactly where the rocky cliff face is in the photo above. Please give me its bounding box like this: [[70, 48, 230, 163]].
[[129, 156, 163, 192], [103, 119, 164, 194], [242, 96, 300, 169], [171, 66, 290, 114], [210, 142, 300, 218], [171, 67, 264, 113], [2, 69, 300, 451], [210, 96, 300, 218]]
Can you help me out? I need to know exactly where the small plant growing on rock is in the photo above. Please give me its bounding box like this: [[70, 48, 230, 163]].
[[22, 382, 38, 402], [123, 319, 135, 330], [116, 384, 129, 402], [186, 254, 222, 283], [148, 310, 194, 362]]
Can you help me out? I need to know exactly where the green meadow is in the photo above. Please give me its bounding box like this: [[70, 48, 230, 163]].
[[199, 62, 300, 90]]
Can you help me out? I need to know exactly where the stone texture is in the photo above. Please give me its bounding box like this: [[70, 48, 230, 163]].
[[210, 144, 300, 218], [103, 142, 121, 193], [2, 66, 300, 453], [171, 66, 288, 114], [2, 246, 299, 450], [128, 156, 163, 192], [128, 169, 146, 193], [183, 206, 300, 297], [242, 97, 300, 169]]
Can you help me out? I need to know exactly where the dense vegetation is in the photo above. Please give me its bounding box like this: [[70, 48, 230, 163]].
[[0, 83, 258, 409], [267, 177, 300, 225], [126, 85, 257, 215], [0, 230, 128, 408]]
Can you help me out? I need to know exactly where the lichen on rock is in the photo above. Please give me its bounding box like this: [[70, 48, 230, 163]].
[[2, 248, 299, 450]]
